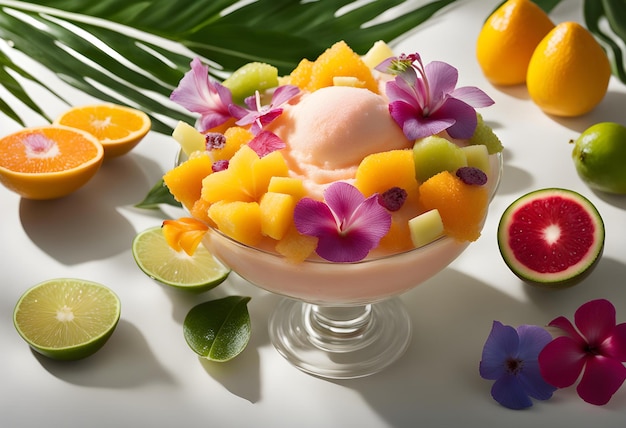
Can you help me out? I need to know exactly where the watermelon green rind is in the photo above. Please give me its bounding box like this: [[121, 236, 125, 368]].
[[497, 188, 605, 288]]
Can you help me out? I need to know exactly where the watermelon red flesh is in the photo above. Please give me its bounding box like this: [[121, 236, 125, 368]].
[[507, 196, 597, 274]]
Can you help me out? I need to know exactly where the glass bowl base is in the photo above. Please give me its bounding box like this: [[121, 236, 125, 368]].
[[268, 297, 412, 379]]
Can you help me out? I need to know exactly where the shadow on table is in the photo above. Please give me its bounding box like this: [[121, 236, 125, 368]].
[[331, 263, 626, 427], [162, 273, 280, 404], [18, 152, 161, 265], [34, 319, 175, 389]]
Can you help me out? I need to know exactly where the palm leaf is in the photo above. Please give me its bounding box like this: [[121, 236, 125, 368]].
[[0, 0, 458, 131]]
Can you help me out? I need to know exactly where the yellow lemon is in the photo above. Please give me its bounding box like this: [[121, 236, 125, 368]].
[[476, 0, 554, 86], [527, 22, 611, 117]]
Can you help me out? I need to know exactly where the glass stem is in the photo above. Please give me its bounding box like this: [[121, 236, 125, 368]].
[[304, 304, 376, 352]]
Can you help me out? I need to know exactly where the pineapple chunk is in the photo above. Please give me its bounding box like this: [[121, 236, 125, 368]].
[[208, 200, 263, 247], [333, 76, 366, 88], [259, 192, 296, 240], [461, 144, 490, 179], [268, 176, 306, 200], [172, 121, 205, 156], [275, 225, 318, 263], [408, 209, 444, 248], [362, 40, 395, 69]]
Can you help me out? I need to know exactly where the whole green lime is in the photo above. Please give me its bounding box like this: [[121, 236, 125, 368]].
[[572, 122, 626, 194]]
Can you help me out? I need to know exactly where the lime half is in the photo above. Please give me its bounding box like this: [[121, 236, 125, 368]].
[[132, 226, 230, 292], [13, 278, 121, 360]]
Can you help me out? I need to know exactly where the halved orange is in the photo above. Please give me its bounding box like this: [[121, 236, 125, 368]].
[[54, 104, 151, 158], [0, 125, 104, 199]]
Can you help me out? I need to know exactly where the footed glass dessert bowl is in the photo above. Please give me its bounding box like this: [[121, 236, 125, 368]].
[[198, 153, 502, 379]]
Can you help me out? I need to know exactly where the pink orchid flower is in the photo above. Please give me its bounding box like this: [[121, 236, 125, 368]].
[[293, 182, 391, 263], [170, 57, 234, 131], [538, 299, 626, 405], [229, 85, 300, 135], [378, 53, 494, 140]]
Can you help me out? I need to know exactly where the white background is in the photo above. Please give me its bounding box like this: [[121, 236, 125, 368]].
[[1, 0, 626, 426]]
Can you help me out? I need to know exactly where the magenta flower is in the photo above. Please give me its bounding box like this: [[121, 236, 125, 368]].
[[229, 85, 300, 135], [538, 299, 626, 405], [479, 321, 557, 409], [248, 130, 285, 158], [170, 57, 234, 131], [378, 53, 494, 140], [293, 182, 391, 263]]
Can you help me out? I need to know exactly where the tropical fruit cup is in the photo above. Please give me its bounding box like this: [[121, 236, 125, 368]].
[[164, 39, 503, 378], [201, 152, 502, 305], [0, 125, 104, 200]]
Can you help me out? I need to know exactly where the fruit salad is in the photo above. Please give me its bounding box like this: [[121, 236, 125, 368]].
[[164, 40, 503, 264]]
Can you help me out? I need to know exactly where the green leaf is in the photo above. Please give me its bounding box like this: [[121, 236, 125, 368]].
[[183, 296, 252, 362], [134, 178, 181, 209], [584, 0, 626, 84], [0, 0, 459, 130]]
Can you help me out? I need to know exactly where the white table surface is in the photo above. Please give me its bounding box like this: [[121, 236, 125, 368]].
[[2, 0, 626, 426]]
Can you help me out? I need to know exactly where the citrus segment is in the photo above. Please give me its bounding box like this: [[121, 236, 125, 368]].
[[527, 22, 611, 117], [476, 0, 555, 85], [306, 41, 379, 93], [132, 226, 230, 292], [497, 188, 605, 287], [54, 104, 151, 158], [0, 125, 104, 199], [13, 278, 121, 360]]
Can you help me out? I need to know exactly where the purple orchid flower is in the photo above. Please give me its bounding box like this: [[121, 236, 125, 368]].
[[170, 57, 234, 132], [479, 321, 557, 410], [538, 299, 626, 406], [229, 85, 300, 135], [378, 53, 494, 140], [293, 182, 391, 263]]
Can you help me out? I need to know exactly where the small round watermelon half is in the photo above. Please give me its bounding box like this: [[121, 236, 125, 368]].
[[497, 188, 604, 288]]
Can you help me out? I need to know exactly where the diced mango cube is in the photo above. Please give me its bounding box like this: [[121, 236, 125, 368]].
[[163, 152, 213, 210], [275, 225, 318, 263], [208, 200, 263, 247], [259, 192, 296, 240]]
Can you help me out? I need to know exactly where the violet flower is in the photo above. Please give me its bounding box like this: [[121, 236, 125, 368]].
[[538, 299, 626, 406], [293, 182, 391, 263], [170, 57, 234, 131], [229, 85, 300, 135], [479, 321, 557, 410], [378, 53, 494, 140]]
